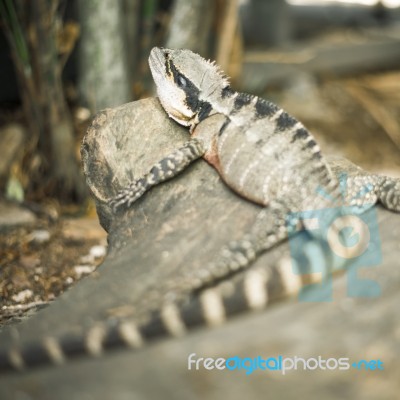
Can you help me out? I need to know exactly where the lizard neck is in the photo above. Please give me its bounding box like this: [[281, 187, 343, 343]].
[[202, 85, 237, 116], [192, 86, 258, 134], [190, 86, 238, 132]]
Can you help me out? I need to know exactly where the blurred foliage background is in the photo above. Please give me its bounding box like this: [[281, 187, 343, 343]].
[[0, 0, 400, 210]]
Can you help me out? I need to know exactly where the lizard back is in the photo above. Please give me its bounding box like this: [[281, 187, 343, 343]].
[[148, 47, 337, 210], [193, 92, 336, 209]]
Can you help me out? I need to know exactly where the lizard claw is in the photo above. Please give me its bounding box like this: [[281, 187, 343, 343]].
[[109, 179, 147, 213]]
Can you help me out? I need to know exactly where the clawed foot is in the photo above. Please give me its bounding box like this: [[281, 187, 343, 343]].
[[379, 177, 400, 212], [109, 179, 147, 213]]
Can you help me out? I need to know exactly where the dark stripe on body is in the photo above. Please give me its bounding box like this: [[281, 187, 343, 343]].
[[185, 139, 204, 157], [60, 335, 87, 360], [179, 296, 207, 328], [149, 166, 161, 182], [140, 313, 169, 340], [266, 266, 287, 301], [198, 101, 212, 122], [233, 93, 253, 112], [168, 61, 200, 111], [19, 343, 50, 368], [292, 128, 309, 142], [103, 325, 127, 350], [255, 98, 280, 118], [222, 282, 250, 315], [185, 91, 200, 112], [159, 158, 177, 173], [219, 117, 231, 136], [221, 86, 234, 98], [0, 350, 13, 372], [306, 139, 317, 149], [276, 112, 298, 131]]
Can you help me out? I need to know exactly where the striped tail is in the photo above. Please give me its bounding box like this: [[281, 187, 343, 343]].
[[0, 240, 337, 375]]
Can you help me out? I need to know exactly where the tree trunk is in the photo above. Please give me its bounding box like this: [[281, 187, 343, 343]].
[[122, 0, 140, 88], [77, 0, 131, 112], [166, 0, 214, 56], [0, 0, 86, 202]]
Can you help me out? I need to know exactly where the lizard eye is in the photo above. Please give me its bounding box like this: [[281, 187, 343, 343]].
[[177, 75, 187, 88]]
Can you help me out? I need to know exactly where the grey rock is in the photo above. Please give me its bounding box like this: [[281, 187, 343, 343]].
[[28, 229, 51, 244]]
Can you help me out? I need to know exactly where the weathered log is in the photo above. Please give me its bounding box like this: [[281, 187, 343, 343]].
[[0, 98, 398, 399]]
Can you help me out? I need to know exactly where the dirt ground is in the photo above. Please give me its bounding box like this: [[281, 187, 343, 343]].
[[0, 204, 106, 328]]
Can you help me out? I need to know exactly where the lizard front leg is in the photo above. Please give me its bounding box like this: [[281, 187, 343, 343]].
[[110, 138, 206, 212], [377, 176, 400, 212], [347, 173, 400, 212], [343, 172, 400, 212]]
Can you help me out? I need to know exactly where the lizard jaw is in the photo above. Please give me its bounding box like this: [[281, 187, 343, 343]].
[[149, 48, 195, 127]]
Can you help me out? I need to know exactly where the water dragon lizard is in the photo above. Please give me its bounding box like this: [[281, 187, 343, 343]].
[[0, 47, 399, 373]]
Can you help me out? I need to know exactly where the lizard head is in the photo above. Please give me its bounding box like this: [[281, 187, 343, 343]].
[[149, 47, 230, 128]]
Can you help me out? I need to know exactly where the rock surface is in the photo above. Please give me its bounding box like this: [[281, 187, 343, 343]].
[[0, 98, 399, 399]]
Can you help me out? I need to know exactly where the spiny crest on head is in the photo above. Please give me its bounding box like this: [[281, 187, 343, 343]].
[[205, 57, 230, 87], [168, 48, 230, 89]]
